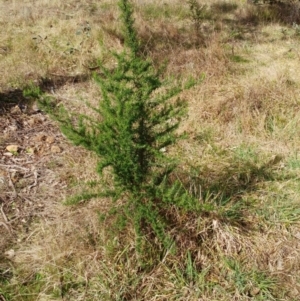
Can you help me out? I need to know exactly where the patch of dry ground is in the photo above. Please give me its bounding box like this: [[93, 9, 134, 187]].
[[0, 91, 99, 278]]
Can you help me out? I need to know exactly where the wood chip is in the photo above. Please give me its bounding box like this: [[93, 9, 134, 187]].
[[51, 145, 62, 153]]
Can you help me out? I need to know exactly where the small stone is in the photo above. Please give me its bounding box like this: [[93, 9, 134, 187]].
[[5, 249, 15, 259], [8, 125, 18, 132], [3, 152, 13, 157], [31, 102, 40, 112], [51, 145, 62, 153], [46, 136, 55, 144], [249, 287, 260, 297], [10, 105, 22, 114], [277, 258, 284, 270], [6, 145, 19, 153]]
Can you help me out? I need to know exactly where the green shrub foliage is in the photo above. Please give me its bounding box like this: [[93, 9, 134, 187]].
[[40, 0, 198, 252], [59, 0, 192, 193]]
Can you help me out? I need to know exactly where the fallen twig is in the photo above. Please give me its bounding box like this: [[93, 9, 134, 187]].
[[28, 169, 38, 191], [7, 173, 17, 197], [0, 204, 9, 223], [0, 221, 11, 233], [0, 163, 30, 171]]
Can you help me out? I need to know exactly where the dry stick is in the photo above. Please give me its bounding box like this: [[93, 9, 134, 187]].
[[0, 204, 12, 234], [0, 163, 30, 171], [28, 170, 38, 191], [0, 204, 9, 223], [0, 221, 11, 234], [7, 173, 17, 197]]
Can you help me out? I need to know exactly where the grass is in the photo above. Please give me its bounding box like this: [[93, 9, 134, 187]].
[[1, 0, 300, 300]]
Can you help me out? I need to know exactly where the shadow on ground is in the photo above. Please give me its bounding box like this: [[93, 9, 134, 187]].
[[175, 153, 284, 227], [0, 73, 90, 115]]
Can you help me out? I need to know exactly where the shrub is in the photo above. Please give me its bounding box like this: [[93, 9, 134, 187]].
[[38, 0, 198, 253]]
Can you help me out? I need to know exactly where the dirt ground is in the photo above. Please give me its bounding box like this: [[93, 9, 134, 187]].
[[0, 90, 78, 273]]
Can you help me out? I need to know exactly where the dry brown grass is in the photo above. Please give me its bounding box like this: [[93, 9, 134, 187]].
[[2, 0, 300, 300]]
